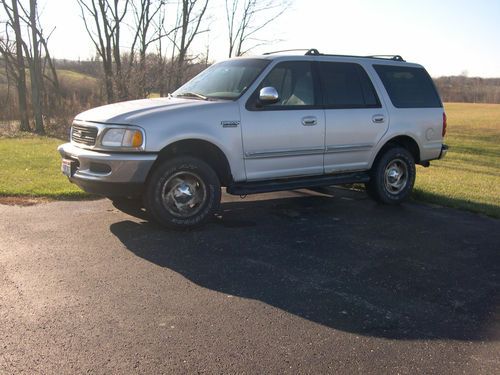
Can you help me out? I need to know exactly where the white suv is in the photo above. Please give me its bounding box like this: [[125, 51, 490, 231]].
[[58, 49, 448, 228]]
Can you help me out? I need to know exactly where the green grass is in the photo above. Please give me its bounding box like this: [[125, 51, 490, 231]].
[[0, 102, 499, 217], [0, 134, 88, 199], [413, 103, 500, 218]]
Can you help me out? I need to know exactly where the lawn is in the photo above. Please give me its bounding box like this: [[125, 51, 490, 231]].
[[413, 103, 500, 217], [0, 102, 499, 217], [0, 135, 87, 199]]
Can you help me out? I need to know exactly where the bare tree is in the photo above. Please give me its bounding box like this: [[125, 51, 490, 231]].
[[77, 0, 113, 102], [77, 0, 130, 103], [225, 0, 290, 58], [172, 0, 209, 88], [130, 0, 166, 97], [156, 2, 168, 96], [0, 0, 30, 131], [1, 0, 60, 133], [110, 0, 129, 99], [27, 0, 43, 133], [0, 35, 20, 122]]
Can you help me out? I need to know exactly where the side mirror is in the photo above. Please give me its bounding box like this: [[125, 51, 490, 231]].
[[259, 86, 279, 105]]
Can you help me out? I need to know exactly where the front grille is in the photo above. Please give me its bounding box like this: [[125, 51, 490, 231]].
[[72, 124, 98, 146]]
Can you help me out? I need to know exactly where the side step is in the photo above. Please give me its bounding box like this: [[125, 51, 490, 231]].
[[227, 172, 370, 196]]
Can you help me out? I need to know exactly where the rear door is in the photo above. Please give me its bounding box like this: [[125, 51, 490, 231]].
[[320, 62, 388, 173]]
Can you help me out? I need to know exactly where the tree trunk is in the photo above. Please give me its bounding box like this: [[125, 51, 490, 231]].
[[29, 0, 44, 134], [174, 0, 189, 89], [11, 0, 30, 132], [112, 0, 128, 100], [139, 49, 147, 97], [103, 58, 114, 103]]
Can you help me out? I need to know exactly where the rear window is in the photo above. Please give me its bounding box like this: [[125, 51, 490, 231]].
[[374, 65, 442, 108]]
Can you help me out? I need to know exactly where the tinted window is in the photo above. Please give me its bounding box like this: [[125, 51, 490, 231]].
[[374, 65, 442, 108], [318, 62, 380, 108], [260, 61, 315, 107]]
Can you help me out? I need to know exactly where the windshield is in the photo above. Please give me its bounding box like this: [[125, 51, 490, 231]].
[[173, 59, 270, 100]]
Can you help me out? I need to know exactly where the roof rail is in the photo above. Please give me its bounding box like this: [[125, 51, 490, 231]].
[[264, 48, 405, 62], [263, 49, 312, 55], [365, 54, 405, 62]]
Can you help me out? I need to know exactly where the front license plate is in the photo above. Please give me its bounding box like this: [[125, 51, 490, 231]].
[[61, 159, 74, 177]]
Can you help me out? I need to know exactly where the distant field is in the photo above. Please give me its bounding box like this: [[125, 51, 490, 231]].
[[0, 103, 499, 217], [0, 68, 97, 84], [0, 68, 99, 97], [57, 69, 99, 86]]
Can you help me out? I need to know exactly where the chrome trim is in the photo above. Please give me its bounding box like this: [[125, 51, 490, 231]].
[[245, 143, 374, 159], [221, 120, 240, 128], [161, 171, 207, 218], [259, 86, 279, 104], [245, 147, 325, 159], [302, 116, 318, 126], [384, 158, 409, 194], [372, 114, 385, 123], [325, 144, 373, 154]]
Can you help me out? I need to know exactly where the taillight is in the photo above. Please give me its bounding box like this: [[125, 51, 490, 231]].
[[442, 113, 447, 137]]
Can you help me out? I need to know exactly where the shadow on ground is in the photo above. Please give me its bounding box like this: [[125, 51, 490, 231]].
[[110, 189, 500, 341]]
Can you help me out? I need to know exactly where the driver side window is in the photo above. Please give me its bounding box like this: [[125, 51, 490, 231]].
[[261, 61, 315, 107]]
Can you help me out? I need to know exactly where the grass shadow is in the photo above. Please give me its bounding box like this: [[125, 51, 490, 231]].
[[412, 188, 500, 219]]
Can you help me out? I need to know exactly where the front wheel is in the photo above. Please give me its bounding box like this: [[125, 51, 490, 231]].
[[145, 157, 221, 229], [365, 147, 416, 205]]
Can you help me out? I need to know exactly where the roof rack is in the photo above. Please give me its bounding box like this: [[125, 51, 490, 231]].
[[264, 48, 405, 62], [263, 49, 312, 55], [365, 54, 405, 62]]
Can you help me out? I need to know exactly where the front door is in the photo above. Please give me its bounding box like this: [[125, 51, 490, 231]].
[[240, 61, 325, 181]]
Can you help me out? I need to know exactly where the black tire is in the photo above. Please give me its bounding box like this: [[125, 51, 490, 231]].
[[144, 156, 221, 229], [365, 147, 415, 205]]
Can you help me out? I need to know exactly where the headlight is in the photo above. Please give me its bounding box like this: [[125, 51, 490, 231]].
[[101, 128, 144, 149]]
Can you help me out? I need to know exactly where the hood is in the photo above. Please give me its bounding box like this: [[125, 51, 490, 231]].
[[74, 97, 212, 124]]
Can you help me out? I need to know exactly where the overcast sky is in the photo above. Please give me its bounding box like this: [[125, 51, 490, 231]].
[[39, 0, 500, 78]]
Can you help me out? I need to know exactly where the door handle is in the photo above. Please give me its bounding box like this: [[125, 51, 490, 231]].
[[302, 116, 318, 126], [372, 114, 385, 124]]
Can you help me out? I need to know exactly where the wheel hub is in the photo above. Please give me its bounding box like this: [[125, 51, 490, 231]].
[[161, 172, 207, 218], [384, 159, 408, 195], [174, 183, 194, 203], [387, 168, 401, 182]]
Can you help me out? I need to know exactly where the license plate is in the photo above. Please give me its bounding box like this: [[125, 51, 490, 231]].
[[61, 159, 74, 177]]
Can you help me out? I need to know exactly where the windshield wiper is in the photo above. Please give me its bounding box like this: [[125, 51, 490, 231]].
[[175, 92, 208, 100]]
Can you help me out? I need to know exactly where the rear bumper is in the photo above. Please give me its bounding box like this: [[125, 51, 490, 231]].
[[57, 143, 157, 197], [439, 144, 449, 159]]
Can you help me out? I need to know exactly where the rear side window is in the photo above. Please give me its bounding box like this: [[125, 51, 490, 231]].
[[318, 62, 380, 108], [374, 65, 442, 108]]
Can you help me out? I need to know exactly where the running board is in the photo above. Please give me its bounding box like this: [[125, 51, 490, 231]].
[[226, 172, 370, 196]]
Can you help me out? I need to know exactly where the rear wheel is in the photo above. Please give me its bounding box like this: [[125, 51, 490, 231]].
[[145, 156, 221, 229], [365, 147, 415, 204]]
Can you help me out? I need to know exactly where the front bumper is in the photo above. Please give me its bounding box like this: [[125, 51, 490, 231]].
[[57, 143, 157, 197]]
